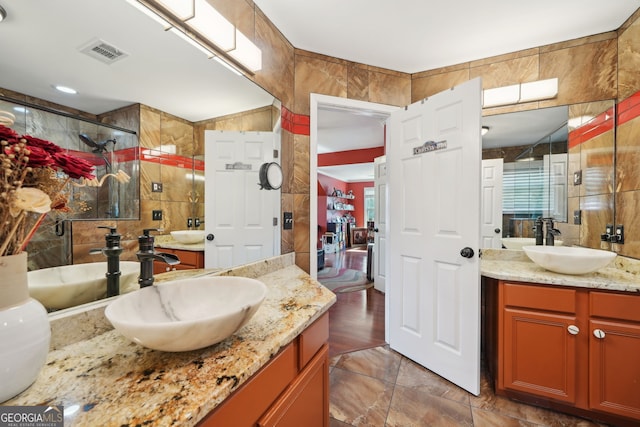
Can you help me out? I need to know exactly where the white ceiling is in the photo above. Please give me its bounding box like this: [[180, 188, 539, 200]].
[[0, 0, 636, 182], [253, 0, 639, 74], [0, 0, 275, 122]]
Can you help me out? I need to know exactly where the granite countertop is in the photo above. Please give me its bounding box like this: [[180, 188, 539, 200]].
[[5, 254, 336, 426], [481, 249, 640, 293]]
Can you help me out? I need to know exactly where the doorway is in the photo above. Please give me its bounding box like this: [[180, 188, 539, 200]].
[[310, 94, 398, 277]]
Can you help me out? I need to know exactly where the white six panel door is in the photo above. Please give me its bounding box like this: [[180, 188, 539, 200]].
[[387, 78, 482, 395], [481, 158, 504, 249], [204, 130, 278, 269]]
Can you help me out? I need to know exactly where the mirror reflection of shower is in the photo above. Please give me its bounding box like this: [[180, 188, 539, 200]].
[[79, 133, 120, 218]]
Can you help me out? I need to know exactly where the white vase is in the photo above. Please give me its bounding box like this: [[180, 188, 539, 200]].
[[0, 252, 51, 403]]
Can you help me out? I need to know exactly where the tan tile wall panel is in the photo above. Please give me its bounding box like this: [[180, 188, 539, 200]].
[[140, 106, 161, 149], [580, 194, 613, 250], [616, 116, 640, 193], [579, 130, 615, 197], [293, 193, 310, 273], [281, 193, 294, 254], [538, 38, 617, 108], [369, 70, 411, 107], [162, 164, 192, 203], [292, 133, 310, 195], [281, 129, 295, 194], [567, 145, 581, 199], [141, 160, 162, 202], [618, 14, 640, 101], [412, 69, 469, 102], [294, 53, 348, 116], [210, 0, 255, 41], [255, 9, 295, 109], [615, 190, 640, 258], [469, 55, 539, 90], [347, 63, 370, 101], [160, 113, 194, 157]]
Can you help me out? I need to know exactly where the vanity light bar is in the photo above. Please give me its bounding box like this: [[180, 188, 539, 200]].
[[127, 0, 262, 74], [483, 78, 558, 108]]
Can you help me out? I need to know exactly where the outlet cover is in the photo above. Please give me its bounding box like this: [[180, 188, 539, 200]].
[[283, 212, 293, 230], [151, 182, 163, 192], [152, 210, 163, 220]]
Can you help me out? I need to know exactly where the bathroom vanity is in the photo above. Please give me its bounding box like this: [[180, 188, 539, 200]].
[[4, 253, 335, 427], [153, 235, 205, 273], [482, 250, 640, 427]]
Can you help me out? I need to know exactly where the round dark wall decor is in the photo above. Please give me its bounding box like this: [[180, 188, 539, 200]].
[[258, 162, 283, 190]]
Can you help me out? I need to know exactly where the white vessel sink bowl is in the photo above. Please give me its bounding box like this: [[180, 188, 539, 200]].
[[105, 276, 267, 352], [522, 246, 616, 275], [170, 230, 205, 244], [502, 237, 563, 250], [28, 261, 140, 310]]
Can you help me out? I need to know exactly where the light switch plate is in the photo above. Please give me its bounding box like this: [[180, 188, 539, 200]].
[[151, 182, 163, 192], [152, 210, 163, 220]]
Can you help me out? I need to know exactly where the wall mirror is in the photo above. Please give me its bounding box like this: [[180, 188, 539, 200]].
[[481, 99, 616, 250], [0, 0, 279, 310]]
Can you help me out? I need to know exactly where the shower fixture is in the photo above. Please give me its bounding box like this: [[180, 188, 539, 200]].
[[79, 133, 117, 154]]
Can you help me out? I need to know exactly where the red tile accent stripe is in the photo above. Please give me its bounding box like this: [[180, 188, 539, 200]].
[[568, 107, 615, 149], [281, 106, 310, 135], [139, 148, 204, 171]]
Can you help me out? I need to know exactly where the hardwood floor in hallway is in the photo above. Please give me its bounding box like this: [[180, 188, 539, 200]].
[[325, 249, 386, 359]]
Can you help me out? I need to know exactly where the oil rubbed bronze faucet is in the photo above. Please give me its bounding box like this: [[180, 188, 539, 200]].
[[89, 225, 123, 297], [136, 228, 180, 288], [543, 218, 561, 246]]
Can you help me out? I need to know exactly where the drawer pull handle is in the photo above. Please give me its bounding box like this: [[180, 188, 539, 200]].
[[593, 329, 606, 339], [567, 325, 580, 335]]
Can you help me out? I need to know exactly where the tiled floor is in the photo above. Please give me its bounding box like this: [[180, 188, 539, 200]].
[[328, 346, 609, 427]]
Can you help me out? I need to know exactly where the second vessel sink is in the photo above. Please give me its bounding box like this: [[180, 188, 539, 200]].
[[28, 261, 140, 309], [170, 230, 205, 244], [502, 237, 563, 250], [522, 245, 616, 275], [105, 276, 267, 352]]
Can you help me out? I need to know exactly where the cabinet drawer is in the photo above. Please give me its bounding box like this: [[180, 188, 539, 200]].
[[299, 314, 329, 368], [590, 292, 640, 322], [503, 282, 576, 313], [199, 342, 298, 427]]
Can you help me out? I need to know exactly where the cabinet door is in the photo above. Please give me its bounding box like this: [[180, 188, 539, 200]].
[[258, 345, 329, 427], [503, 308, 578, 403], [589, 319, 640, 420]]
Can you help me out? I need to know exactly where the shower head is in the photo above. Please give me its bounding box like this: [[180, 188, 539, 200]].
[[79, 133, 116, 153]]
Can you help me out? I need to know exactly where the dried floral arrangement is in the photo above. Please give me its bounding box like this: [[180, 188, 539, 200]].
[[0, 123, 97, 257]]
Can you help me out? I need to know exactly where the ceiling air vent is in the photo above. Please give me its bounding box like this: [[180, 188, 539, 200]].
[[79, 38, 129, 65]]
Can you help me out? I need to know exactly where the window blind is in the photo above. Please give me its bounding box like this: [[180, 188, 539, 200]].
[[502, 161, 545, 216]]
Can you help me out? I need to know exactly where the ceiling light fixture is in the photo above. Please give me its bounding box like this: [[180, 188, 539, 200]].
[[54, 85, 77, 94], [127, 0, 261, 74], [482, 78, 558, 108], [481, 126, 490, 136]]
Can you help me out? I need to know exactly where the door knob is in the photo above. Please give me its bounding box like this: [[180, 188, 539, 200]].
[[494, 228, 501, 234], [460, 247, 474, 258], [206, 233, 215, 241], [374, 228, 379, 232]]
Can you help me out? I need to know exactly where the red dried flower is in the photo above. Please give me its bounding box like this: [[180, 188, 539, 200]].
[[22, 134, 63, 154], [24, 145, 55, 168], [53, 152, 96, 180], [0, 124, 19, 142]]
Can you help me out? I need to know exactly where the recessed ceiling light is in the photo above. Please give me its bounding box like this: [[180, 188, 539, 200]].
[[0, 5, 7, 23], [54, 85, 77, 94]]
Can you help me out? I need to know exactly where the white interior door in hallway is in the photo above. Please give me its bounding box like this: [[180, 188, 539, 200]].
[[481, 158, 504, 249], [387, 78, 483, 395], [204, 130, 280, 269]]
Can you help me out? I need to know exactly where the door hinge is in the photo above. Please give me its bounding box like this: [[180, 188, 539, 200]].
[[273, 149, 279, 159], [273, 217, 278, 226]]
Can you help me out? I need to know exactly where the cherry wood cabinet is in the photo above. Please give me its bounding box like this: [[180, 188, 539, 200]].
[[198, 313, 329, 427], [589, 292, 640, 420], [153, 247, 204, 274], [490, 279, 640, 426]]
